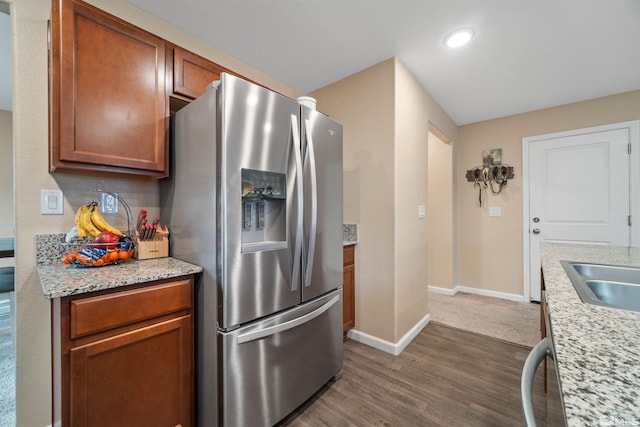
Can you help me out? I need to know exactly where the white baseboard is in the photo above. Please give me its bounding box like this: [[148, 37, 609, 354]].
[[427, 285, 456, 296], [348, 313, 430, 356], [428, 284, 528, 303]]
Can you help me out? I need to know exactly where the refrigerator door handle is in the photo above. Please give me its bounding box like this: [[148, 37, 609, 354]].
[[304, 118, 318, 288], [237, 294, 340, 344], [291, 114, 304, 292]]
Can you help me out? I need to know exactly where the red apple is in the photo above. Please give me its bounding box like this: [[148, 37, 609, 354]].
[[94, 231, 119, 250]]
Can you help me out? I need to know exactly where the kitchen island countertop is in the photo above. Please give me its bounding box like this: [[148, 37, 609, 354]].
[[540, 242, 640, 426]]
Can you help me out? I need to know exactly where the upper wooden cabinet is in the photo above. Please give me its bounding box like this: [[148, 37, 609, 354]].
[[170, 46, 229, 100], [49, 0, 168, 178]]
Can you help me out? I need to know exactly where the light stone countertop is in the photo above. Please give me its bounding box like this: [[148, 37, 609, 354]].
[[38, 257, 203, 299], [36, 233, 202, 299], [343, 224, 358, 246], [36, 225, 356, 299], [540, 242, 640, 427]]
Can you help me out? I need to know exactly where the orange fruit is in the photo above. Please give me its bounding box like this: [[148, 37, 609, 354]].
[[108, 251, 120, 263], [118, 250, 130, 260]]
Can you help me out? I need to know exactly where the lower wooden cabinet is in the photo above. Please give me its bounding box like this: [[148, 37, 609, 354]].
[[343, 245, 355, 340], [56, 277, 194, 426]]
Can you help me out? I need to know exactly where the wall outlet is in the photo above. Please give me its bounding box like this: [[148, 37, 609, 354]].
[[489, 207, 502, 217], [100, 192, 118, 214]]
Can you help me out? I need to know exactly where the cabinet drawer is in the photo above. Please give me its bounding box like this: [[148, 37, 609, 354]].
[[70, 279, 192, 339], [343, 245, 355, 266]]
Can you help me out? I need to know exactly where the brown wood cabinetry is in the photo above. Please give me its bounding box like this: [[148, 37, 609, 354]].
[[343, 245, 355, 340], [57, 277, 194, 426], [49, 0, 168, 178], [170, 46, 230, 101]]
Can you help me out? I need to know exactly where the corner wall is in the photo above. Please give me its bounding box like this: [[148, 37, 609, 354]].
[[456, 90, 640, 297], [394, 61, 439, 339], [311, 59, 397, 342], [312, 58, 457, 345]]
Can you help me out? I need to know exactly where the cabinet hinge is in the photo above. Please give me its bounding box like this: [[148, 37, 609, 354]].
[[629, 215, 632, 226], [628, 143, 632, 155]]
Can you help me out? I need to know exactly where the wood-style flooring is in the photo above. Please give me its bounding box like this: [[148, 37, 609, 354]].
[[279, 323, 565, 426]]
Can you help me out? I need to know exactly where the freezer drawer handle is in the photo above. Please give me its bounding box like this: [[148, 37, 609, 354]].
[[237, 294, 340, 344], [521, 337, 554, 427]]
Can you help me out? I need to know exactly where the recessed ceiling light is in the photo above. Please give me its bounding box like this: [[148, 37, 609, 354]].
[[444, 28, 475, 48]]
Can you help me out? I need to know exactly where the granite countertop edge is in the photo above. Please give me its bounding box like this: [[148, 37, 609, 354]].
[[342, 224, 358, 246], [540, 242, 640, 426], [38, 257, 203, 299]]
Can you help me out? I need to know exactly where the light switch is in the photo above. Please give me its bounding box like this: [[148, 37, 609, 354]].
[[489, 207, 502, 217], [41, 190, 64, 215], [418, 204, 426, 220]]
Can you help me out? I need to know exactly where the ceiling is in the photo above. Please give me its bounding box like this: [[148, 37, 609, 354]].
[[1, 2, 639, 123], [126, 0, 640, 125]]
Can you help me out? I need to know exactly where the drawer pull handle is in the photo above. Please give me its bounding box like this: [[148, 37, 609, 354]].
[[521, 337, 554, 426]]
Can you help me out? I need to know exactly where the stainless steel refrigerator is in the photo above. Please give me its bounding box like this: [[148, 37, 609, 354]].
[[162, 73, 344, 427]]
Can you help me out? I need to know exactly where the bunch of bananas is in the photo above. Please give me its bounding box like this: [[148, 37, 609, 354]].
[[75, 202, 123, 239]]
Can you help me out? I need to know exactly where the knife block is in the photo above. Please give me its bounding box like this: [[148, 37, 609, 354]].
[[134, 229, 169, 260]]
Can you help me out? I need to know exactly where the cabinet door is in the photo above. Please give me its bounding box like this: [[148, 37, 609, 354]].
[[343, 245, 355, 339], [69, 316, 192, 427], [50, 0, 168, 177], [343, 263, 355, 334], [172, 47, 226, 100]]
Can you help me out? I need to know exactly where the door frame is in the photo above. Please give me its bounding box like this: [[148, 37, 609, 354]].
[[522, 120, 640, 301]]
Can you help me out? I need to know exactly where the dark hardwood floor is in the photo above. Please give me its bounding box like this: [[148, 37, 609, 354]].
[[279, 323, 565, 426]]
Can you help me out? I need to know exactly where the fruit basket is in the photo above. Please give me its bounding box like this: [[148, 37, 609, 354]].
[[61, 238, 135, 267], [61, 190, 136, 267]]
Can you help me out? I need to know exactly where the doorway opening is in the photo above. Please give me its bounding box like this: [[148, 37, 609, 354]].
[[426, 126, 454, 292]]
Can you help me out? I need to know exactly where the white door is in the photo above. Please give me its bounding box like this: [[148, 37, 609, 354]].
[[524, 122, 639, 302]]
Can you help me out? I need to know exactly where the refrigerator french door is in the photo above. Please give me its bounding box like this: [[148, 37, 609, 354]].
[[164, 73, 343, 427]]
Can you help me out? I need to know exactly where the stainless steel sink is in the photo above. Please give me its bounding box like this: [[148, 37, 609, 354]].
[[560, 261, 640, 312]]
